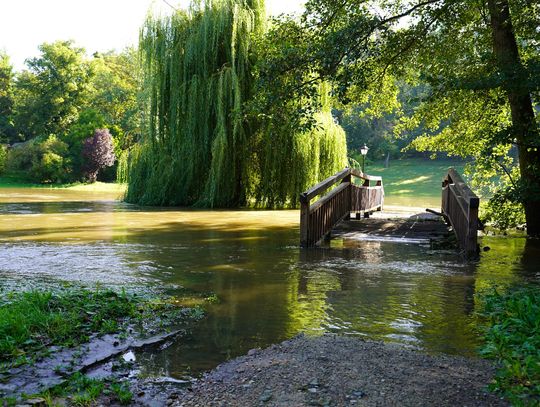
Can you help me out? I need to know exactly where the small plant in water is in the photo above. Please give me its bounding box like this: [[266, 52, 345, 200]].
[[110, 381, 133, 405]]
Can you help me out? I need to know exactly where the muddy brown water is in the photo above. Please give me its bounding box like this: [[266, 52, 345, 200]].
[[1, 187, 539, 381]]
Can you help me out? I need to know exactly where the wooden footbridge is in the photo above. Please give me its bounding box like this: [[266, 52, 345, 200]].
[[300, 167, 480, 258]]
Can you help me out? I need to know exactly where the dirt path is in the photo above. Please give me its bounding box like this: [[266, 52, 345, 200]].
[[173, 334, 506, 407]]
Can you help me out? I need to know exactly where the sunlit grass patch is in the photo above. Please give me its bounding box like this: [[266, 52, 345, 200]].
[[369, 158, 467, 196], [393, 175, 431, 186], [64, 182, 126, 193], [0, 171, 126, 193], [392, 189, 414, 195], [0, 289, 137, 367], [367, 158, 468, 206]]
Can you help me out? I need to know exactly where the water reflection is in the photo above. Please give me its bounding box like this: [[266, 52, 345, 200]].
[[0, 188, 539, 380]]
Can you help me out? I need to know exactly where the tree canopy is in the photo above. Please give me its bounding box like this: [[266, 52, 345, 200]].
[[2, 43, 140, 184], [125, 0, 347, 208], [14, 41, 93, 139], [0, 52, 15, 143], [258, 0, 539, 232]]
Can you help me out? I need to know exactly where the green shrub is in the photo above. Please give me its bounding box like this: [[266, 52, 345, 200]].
[[0, 144, 7, 174], [6, 140, 38, 171], [481, 192, 526, 231], [6, 135, 71, 183], [478, 286, 540, 405], [30, 151, 64, 183]]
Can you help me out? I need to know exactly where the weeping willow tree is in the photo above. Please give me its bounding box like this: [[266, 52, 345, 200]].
[[126, 0, 347, 207], [255, 85, 347, 207]]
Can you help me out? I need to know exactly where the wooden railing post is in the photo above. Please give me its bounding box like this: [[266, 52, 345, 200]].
[[466, 198, 479, 257], [376, 180, 383, 211], [342, 171, 352, 220], [441, 174, 449, 216], [441, 168, 479, 259], [300, 195, 310, 247]]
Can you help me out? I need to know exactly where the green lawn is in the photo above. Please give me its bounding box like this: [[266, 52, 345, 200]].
[[1, 159, 468, 208], [366, 158, 468, 208], [0, 171, 126, 194]]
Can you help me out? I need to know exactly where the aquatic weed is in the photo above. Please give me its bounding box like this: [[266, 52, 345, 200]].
[[109, 381, 133, 405]]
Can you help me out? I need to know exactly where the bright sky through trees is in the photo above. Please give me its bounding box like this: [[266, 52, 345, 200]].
[[0, 0, 304, 71]]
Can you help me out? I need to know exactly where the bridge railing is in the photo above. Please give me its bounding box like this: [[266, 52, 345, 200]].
[[442, 168, 479, 258], [299, 168, 384, 247]]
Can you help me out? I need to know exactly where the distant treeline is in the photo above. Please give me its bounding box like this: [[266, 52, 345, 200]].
[[0, 44, 139, 183]]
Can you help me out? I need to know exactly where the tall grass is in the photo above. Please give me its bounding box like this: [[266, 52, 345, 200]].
[[0, 290, 136, 364]]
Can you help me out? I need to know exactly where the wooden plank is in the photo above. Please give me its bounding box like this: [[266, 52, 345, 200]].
[[300, 199, 310, 247], [449, 184, 470, 221], [300, 168, 350, 203]]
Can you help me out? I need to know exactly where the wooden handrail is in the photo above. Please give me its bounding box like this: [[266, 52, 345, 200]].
[[446, 168, 479, 208], [300, 168, 384, 247], [350, 168, 382, 181], [309, 182, 350, 213], [442, 168, 479, 258], [300, 168, 350, 203]]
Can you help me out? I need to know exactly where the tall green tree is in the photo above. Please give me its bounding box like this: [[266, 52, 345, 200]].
[[0, 52, 15, 143], [88, 48, 141, 148], [14, 41, 93, 139], [258, 0, 540, 233], [127, 0, 347, 208]]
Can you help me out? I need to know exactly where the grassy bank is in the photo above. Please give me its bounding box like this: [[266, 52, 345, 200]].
[[0, 288, 198, 370], [1, 159, 465, 207], [0, 171, 126, 193], [0, 287, 203, 404], [366, 158, 467, 207], [0, 289, 136, 367], [478, 286, 540, 406]]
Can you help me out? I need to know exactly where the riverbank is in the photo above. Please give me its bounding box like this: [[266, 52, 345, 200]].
[[0, 173, 126, 193], [0, 288, 203, 404], [174, 334, 506, 406]]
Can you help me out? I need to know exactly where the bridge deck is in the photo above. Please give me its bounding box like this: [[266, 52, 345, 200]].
[[331, 207, 452, 245]]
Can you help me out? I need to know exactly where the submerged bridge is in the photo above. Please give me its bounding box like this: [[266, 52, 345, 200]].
[[299, 167, 480, 258]]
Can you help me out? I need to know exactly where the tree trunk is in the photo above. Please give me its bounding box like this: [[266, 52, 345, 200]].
[[487, 0, 540, 235], [384, 152, 390, 168]]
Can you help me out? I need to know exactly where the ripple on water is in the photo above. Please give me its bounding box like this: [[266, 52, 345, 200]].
[[0, 242, 162, 286], [1, 191, 538, 379]]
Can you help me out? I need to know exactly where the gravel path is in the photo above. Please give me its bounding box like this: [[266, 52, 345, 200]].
[[174, 334, 507, 407]]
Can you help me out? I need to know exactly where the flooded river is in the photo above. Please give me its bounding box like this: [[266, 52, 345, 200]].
[[1, 187, 539, 380]]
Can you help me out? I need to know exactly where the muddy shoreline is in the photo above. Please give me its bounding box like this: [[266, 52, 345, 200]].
[[169, 334, 506, 407]]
